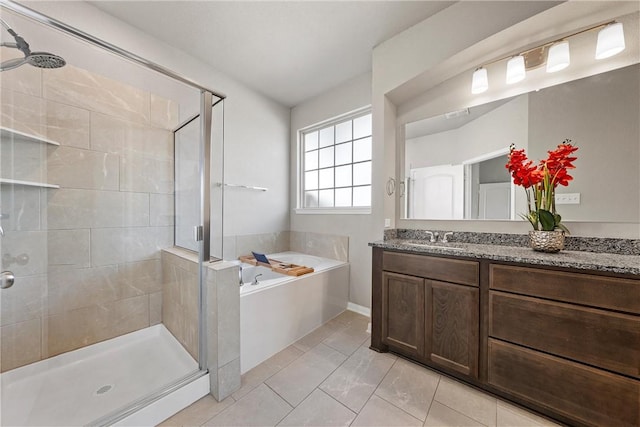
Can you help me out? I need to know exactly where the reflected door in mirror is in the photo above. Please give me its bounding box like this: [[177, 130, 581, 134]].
[[409, 165, 464, 219]]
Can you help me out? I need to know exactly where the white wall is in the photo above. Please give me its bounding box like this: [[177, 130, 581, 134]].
[[290, 72, 373, 309], [405, 96, 528, 172], [23, 1, 291, 242]]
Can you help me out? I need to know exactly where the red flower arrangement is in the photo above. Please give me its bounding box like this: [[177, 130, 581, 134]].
[[506, 139, 578, 232]]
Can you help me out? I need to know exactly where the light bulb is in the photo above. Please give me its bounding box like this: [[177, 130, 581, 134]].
[[596, 22, 625, 60], [471, 68, 488, 94], [546, 41, 570, 73], [506, 55, 525, 84]]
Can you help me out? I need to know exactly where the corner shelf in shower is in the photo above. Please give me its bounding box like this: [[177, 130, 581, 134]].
[[0, 126, 61, 146], [0, 178, 60, 189]]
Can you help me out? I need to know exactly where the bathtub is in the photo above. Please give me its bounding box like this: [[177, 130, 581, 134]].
[[239, 251, 349, 373]]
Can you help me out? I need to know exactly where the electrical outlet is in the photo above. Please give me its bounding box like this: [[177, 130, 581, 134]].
[[384, 218, 391, 227], [555, 193, 580, 204]]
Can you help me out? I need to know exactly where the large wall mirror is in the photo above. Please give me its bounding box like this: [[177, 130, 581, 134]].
[[402, 63, 639, 222]]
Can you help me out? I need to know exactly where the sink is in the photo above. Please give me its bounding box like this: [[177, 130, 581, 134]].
[[404, 242, 466, 251]]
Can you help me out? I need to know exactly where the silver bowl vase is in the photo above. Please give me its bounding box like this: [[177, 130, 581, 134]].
[[529, 230, 565, 253]]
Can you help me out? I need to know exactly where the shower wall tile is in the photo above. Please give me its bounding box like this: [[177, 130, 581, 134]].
[[90, 112, 173, 160], [150, 93, 179, 129], [90, 112, 124, 153], [47, 146, 119, 191], [0, 318, 41, 372], [42, 65, 151, 124], [162, 251, 199, 360], [46, 189, 150, 230], [45, 101, 90, 148], [150, 193, 175, 226], [91, 226, 172, 266], [150, 291, 162, 326], [120, 154, 174, 194], [0, 231, 47, 277], [47, 229, 91, 268], [110, 294, 150, 338], [46, 294, 150, 357], [206, 261, 241, 400], [118, 259, 163, 297], [47, 265, 120, 315], [0, 186, 42, 232], [0, 48, 42, 97], [215, 266, 240, 367], [1, 138, 48, 183], [0, 274, 47, 327], [162, 247, 199, 275], [46, 304, 109, 357], [42, 259, 163, 309], [0, 89, 45, 137]]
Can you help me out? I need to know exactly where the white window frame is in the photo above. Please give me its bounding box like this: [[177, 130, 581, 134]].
[[296, 106, 372, 215]]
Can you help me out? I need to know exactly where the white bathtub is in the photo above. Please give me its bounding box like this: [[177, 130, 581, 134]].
[[239, 251, 349, 373]]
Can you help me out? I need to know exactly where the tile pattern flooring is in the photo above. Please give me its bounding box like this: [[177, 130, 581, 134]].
[[159, 311, 560, 427]]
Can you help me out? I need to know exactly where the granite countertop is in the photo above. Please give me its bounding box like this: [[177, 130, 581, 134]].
[[370, 239, 640, 276]]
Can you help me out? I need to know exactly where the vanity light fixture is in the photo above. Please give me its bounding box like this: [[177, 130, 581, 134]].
[[506, 55, 526, 84], [471, 67, 488, 94], [596, 22, 625, 59], [546, 40, 570, 72], [471, 20, 625, 94]]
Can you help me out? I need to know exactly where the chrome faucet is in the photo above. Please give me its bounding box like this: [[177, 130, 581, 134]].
[[442, 232, 454, 243], [252, 273, 263, 286], [425, 231, 438, 243]]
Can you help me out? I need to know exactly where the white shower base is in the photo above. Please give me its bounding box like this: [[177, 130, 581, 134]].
[[1, 324, 206, 426]]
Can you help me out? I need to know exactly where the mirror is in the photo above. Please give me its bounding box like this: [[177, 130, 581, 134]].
[[403, 63, 639, 222]]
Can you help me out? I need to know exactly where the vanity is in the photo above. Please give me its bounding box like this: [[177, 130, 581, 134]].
[[370, 236, 640, 427]]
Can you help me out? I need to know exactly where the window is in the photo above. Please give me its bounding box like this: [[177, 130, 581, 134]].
[[300, 110, 372, 211]]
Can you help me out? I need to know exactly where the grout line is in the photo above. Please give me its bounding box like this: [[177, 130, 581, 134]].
[[373, 391, 427, 424], [316, 388, 358, 417], [423, 375, 441, 424]]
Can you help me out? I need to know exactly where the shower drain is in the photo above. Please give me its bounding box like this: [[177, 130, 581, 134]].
[[95, 384, 113, 396]]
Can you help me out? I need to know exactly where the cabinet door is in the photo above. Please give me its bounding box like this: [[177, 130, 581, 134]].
[[426, 280, 479, 378], [382, 272, 425, 358]]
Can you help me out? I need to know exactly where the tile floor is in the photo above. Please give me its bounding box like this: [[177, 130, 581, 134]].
[[159, 311, 561, 427]]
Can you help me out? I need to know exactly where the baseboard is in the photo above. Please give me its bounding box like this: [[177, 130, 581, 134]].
[[347, 302, 371, 317]]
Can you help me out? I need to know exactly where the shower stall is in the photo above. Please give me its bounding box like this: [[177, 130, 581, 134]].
[[0, 2, 225, 425]]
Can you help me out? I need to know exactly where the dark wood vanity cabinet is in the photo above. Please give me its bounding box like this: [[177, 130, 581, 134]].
[[371, 246, 640, 427], [487, 264, 640, 427], [376, 250, 479, 379]]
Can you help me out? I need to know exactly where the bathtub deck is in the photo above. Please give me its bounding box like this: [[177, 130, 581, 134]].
[[0, 324, 198, 426]]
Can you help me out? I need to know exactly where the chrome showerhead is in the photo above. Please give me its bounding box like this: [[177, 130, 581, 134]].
[[0, 18, 66, 72], [25, 52, 66, 69]]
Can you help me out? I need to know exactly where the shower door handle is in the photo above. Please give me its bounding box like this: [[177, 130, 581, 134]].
[[1, 271, 15, 289]]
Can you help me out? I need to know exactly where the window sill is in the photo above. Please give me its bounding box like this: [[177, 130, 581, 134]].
[[295, 207, 371, 215]]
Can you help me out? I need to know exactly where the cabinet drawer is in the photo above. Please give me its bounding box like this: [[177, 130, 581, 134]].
[[490, 264, 640, 314], [488, 339, 640, 427], [384, 251, 478, 286], [490, 291, 640, 378]]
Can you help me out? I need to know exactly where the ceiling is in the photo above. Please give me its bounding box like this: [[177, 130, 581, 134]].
[[89, 1, 454, 107]]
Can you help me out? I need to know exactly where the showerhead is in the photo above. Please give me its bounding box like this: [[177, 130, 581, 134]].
[[0, 52, 66, 71], [25, 52, 66, 69], [0, 18, 66, 72]]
